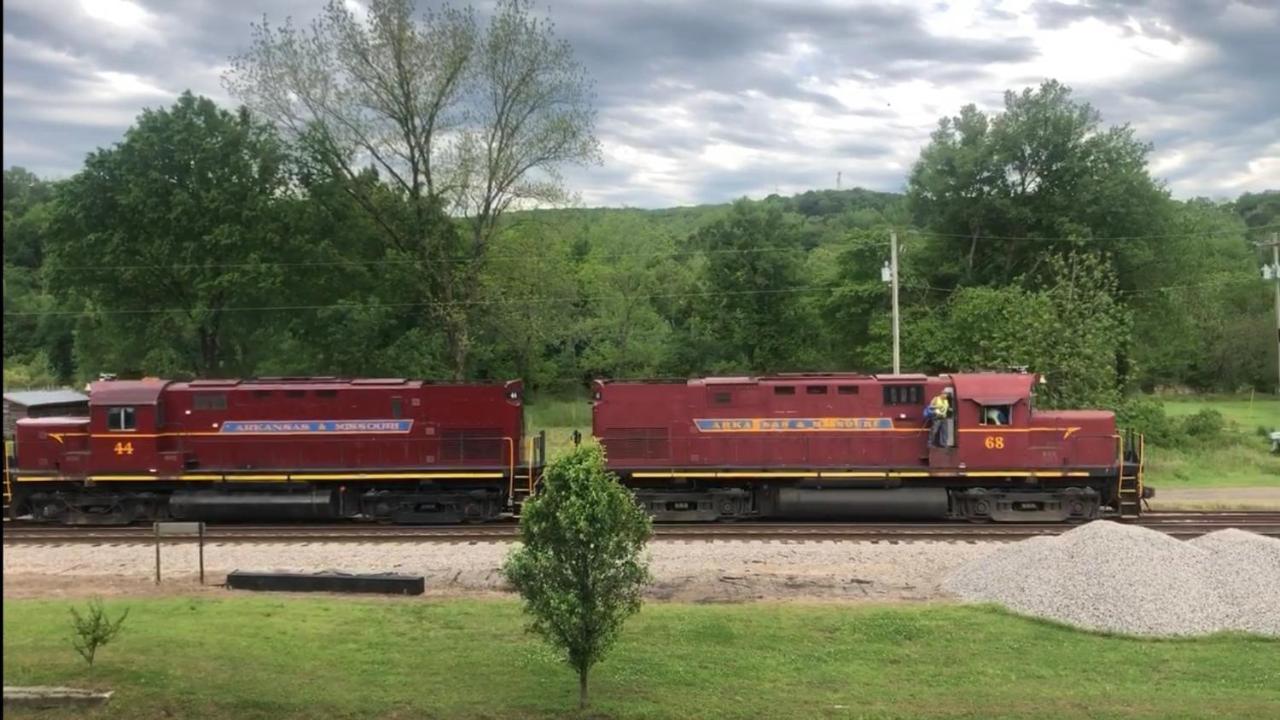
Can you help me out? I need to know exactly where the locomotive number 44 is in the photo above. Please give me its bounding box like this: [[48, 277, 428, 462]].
[[983, 436, 1006, 450], [113, 441, 134, 456]]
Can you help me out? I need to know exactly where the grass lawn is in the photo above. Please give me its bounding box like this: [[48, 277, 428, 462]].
[[1160, 395, 1280, 430], [4, 597, 1278, 719], [1145, 395, 1279, 488], [525, 395, 591, 460]]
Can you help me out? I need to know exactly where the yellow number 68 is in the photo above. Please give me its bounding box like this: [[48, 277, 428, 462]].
[[984, 436, 1005, 450]]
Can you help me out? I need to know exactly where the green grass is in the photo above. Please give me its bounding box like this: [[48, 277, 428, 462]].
[[525, 395, 592, 460], [526, 394, 593, 431], [1144, 395, 1279, 488], [4, 597, 1278, 719], [1160, 395, 1279, 430]]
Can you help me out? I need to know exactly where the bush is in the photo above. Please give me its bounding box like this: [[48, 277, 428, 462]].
[[1180, 408, 1227, 443], [70, 597, 129, 666], [1114, 397, 1182, 447]]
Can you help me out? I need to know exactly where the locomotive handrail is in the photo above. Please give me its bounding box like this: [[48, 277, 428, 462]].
[[3, 440, 13, 508], [503, 436, 516, 505], [1138, 433, 1146, 499], [525, 436, 536, 495]]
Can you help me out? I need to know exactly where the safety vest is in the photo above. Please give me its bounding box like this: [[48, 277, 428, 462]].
[[929, 393, 950, 418]]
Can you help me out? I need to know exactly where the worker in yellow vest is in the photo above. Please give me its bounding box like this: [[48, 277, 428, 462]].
[[927, 388, 953, 448]]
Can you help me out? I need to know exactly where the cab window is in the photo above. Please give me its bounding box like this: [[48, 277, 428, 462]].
[[980, 405, 1011, 426], [107, 406, 136, 431]]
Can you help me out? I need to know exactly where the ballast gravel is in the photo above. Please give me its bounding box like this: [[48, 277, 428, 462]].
[[943, 521, 1280, 637], [2, 539, 1002, 603]]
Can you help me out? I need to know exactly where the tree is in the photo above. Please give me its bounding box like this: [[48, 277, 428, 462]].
[[502, 442, 651, 710], [69, 597, 129, 667], [907, 80, 1169, 289], [911, 253, 1130, 408], [4, 167, 58, 269], [226, 0, 599, 378], [1233, 190, 1280, 239], [573, 211, 678, 379], [47, 92, 292, 377], [1126, 199, 1263, 391], [469, 218, 578, 386], [684, 199, 815, 373], [817, 227, 924, 371]]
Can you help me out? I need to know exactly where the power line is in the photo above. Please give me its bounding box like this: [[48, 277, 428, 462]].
[[4, 283, 906, 318], [12, 223, 1277, 274], [904, 223, 1280, 242], [4, 277, 1262, 320], [1118, 277, 1264, 296]]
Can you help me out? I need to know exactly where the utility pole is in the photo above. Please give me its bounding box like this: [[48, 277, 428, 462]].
[[1263, 232, 1280, 395], [890, 230, 901, 374]]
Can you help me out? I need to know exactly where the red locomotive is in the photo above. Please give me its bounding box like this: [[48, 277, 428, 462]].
[[593, 372, 1147, 522], [6, 371, 1146, 525], [8, 377, 537, 524]]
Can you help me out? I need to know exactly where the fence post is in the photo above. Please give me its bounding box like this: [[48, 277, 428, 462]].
[[153, 522, 206, 585]]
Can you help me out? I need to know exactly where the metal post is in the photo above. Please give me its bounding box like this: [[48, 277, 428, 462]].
[[198, 523, 205, 585], [154, 524, 161, 585], [890, 230, 901, 374]]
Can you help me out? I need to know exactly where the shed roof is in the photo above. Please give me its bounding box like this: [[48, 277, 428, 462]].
[[17, 416, 90, 427], [88, 379, 169, 405], [3, 389, 89, 407]]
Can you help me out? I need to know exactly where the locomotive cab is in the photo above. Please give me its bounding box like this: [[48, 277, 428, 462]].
[[928, 373, 1036, 471], [85, 379, 169, 477], [939, 374, 1114, 522]]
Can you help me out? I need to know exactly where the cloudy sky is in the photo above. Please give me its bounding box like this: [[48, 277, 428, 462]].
[[3, 0, 1278, 208]]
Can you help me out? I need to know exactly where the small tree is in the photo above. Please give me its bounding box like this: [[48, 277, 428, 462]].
[[70, 598, 129, 666], [502, 442, 651, 710]]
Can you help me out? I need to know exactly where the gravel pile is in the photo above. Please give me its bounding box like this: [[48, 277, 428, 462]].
[[1188, 529, 1280, 636], [943, 521, 1280, 637]]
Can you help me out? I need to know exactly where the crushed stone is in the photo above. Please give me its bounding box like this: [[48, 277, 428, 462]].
[[943, 521, 1280, 637]]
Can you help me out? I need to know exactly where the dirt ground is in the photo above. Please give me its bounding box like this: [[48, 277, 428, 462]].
[[2, 539, 1002, 604], [1148, 486, 1280, 510]]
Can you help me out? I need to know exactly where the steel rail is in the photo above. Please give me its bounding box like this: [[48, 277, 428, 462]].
[[4, 512, 1279, 544]]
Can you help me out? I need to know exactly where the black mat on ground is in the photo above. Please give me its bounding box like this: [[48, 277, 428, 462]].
[[226, 570, 424, 595]]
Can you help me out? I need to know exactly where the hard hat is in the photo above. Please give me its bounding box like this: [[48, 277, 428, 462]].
[[943, 387, 954, 395]]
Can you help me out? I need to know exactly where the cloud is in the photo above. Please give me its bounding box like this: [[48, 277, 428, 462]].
[[3, 0, 1277, 205]]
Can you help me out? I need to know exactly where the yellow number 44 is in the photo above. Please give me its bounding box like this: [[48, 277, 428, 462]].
[[113, 441, 134, 456], [983, 436, 1005, 450]]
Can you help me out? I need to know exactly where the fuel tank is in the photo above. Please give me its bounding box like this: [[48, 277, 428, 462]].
[[169, 490, 337, 521], [764, 487, 949, 520]]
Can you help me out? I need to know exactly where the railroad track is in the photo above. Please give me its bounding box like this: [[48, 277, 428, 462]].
[[4, 511, 1279, 544]]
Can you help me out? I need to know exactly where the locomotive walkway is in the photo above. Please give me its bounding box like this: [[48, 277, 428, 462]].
[[4, 511, 1279, 544]]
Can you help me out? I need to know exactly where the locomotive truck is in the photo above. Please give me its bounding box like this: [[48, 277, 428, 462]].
[[4, 372, 1146, 525]]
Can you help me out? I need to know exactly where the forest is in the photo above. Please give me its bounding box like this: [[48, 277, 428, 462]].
[[2, 1, 1278, 415]]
